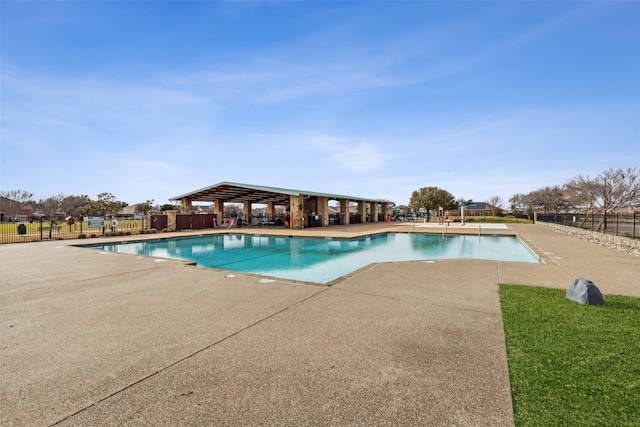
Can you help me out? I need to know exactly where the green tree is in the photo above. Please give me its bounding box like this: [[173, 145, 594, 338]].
[[160, 203, 181, 212], [409, 187, 456, 220], [135, 199, 155, 215], [80, 193, 125, 217]]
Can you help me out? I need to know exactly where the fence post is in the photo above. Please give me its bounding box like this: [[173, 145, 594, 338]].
[[634, 212, 637, 239], [39, 217, 43, 241], [616, 213, 619, 236]]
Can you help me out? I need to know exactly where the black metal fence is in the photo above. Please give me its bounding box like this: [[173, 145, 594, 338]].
[[537, 213, 639, 240], [0, 217, 147, 244]]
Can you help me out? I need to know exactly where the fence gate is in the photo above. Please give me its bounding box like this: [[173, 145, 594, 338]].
[[150, 215, 168, 231], [176, 214, 216, 230]]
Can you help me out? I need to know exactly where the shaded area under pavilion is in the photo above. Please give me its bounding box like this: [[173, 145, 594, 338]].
[[170, 182, 393, 230]]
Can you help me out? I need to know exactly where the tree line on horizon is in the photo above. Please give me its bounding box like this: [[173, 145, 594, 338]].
[[0, 192, 162, 223], [408, 167, 639, 220], [2, 167, 639, 223], [509, 167, 639, 218]]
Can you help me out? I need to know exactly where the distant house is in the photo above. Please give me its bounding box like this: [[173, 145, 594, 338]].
[[118, 204, 161, 218], [118, 205, 137, 218], [0, 196, 36, 222], [457, 202, 501, 217], [394, 205, 412, 214]]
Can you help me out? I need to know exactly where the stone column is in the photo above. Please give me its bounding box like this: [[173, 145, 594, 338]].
[[290, 195, 305, 229], [166, 210, 177, 231], [317, 196, 329, 227], [244, 200, 251, 225], [373, 202, 380, 223], [181, 198, 193, 213], [358, 201, 366, 223], [382, 202, 390, 221], [214, 199, 224, 226], [340, 199, 350, 225], [267, 202, 275, 222]]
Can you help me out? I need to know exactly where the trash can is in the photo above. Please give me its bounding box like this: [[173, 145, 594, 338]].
[[17, 224, 27, 235], [237, 218, 243, 228]]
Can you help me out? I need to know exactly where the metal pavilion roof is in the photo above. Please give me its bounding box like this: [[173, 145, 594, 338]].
[[170, 182, 391, 205]]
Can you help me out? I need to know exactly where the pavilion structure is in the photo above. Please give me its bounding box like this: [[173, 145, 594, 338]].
[[170, 182, 393, 230]]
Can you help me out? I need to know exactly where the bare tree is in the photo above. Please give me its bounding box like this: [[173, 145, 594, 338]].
[[509, 193, 537, 219], [0, 189, 34, 221], [38, 194, 66, 238], [224, 203, 242, 217], [527, 185, 568, 214], [565, 168, 639, 214], [487, 195, 504, 216], [564, 167, 640, 230], [61, 195, 89, 218]]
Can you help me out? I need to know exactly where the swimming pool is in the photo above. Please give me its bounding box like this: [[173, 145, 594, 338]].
[[84, 233, 539, 284]]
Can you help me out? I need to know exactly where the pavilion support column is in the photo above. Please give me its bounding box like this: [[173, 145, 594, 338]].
[[243, 200, 251, 225], [373, 202, 380, 223], [214, 199, 225, 226], [382, 202, 389, 221], [340, 199, 350, 226], [358, 200, 366, 223], [290, 195, 305, 229], [181, 198, 193, 213], [267, 202, 275, 222], [317, 197, 329, 227]]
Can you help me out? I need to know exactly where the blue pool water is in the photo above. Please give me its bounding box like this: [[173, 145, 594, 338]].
[[84, 233, 539, 284]]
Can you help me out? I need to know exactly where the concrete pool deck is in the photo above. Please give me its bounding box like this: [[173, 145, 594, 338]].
[[1, 223, 638, 426]]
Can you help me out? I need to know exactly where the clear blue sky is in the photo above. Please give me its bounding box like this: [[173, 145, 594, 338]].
[[2, 1, 638, 207]]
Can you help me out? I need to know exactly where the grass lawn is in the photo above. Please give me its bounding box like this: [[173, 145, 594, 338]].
[[500, 284, 640, 427]]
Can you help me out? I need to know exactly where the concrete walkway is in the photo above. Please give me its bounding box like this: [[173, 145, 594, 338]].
[[1, 224, 638, 426]]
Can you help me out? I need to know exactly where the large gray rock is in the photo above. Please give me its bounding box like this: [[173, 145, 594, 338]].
[[566, 278, 605, 305]]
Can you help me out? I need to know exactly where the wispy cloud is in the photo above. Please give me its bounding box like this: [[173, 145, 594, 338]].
[[1, 64, 207, 152], [248, 131, 389, 173], [329, 142, 386, 172]]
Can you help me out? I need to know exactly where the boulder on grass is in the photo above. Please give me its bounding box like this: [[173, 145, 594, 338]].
[[566, 278, 605, 305]]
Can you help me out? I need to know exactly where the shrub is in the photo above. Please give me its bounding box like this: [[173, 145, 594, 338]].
[[78, 234, 87, 239]]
